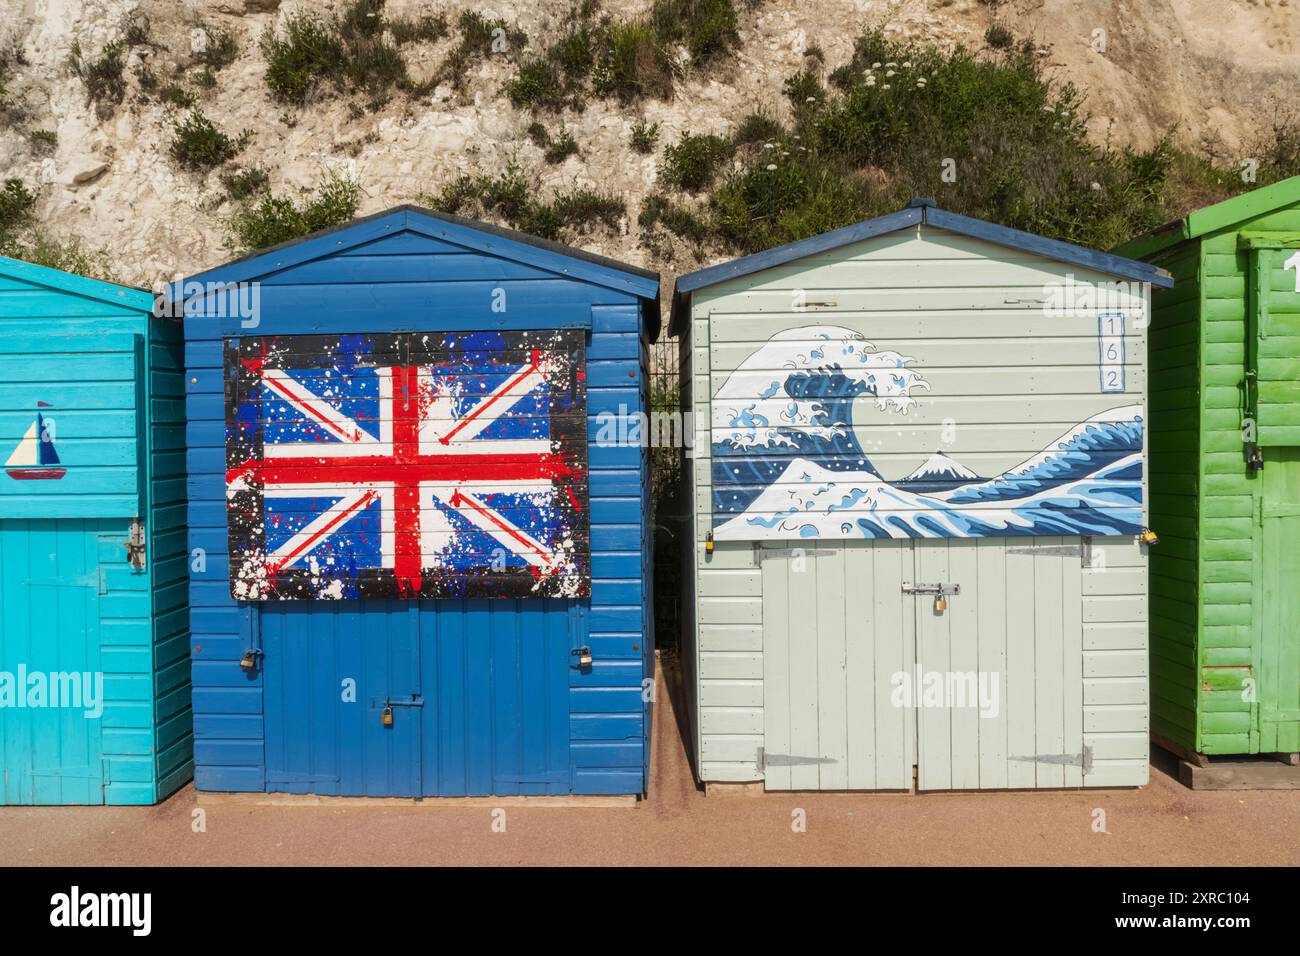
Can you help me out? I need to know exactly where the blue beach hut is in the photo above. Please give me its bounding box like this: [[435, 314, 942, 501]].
[[169, 207, 660, 798]]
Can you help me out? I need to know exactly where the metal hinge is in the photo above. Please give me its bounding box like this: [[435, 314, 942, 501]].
[[758, 747, 839, 770], [125, 518, 146, 570], [1006, 544, 1084, 556], [1010, 745, 1094, 773]]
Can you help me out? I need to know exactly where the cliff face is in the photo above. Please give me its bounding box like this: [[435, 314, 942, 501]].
[[1, 0, 1297, 288]]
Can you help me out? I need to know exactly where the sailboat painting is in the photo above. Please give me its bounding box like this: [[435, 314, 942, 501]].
[[5, 403, 66, 481]]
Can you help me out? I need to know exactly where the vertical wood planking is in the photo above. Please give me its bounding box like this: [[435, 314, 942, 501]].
[[873, 541, 913, 789], [975, 539, 1008, 788], [761, 545, 791, 789], [1062, 542, 1085, 786], [1034, 538, 1065, 787], [915, 539, 951, 790], [1005, 546, 1037, 787], [816, 547, 848, 789], [947, 541, 981, 789], [844, 544, 876, 789], [786, 548, 820, 790]]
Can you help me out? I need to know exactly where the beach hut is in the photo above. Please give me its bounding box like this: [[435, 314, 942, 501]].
[[0, 256, 191, 804], [671, 199, 1171, 791], [170, 207, 660, 798], [1116, 176, 1300, 772]]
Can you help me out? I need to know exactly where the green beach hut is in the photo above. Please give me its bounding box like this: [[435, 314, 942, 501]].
[[1117, 175, 1300, 770]]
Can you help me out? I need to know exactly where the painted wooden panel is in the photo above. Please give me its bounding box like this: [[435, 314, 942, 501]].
[[760, 541, 914, 791], [685, 221, 1152, 789], [184, 212, 656, 797], [224, 330, 588, 600], [0, 332, 142, 519], [0, 258, 192, 806], [700, 232, 1146, 544]]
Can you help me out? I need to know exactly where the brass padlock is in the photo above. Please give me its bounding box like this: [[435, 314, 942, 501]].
[[380, 704, 394, 728], [934, 594, 947, 613]]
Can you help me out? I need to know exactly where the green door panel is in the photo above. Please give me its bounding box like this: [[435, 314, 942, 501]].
[[1259, 449, 1300, 754]]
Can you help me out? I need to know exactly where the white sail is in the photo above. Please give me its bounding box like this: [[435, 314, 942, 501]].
[[5, 422, 39, 468]]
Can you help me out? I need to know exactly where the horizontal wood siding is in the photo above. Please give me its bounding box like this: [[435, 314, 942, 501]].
[[0, 268, 189, 804], [1081, 539, 1150, 785], [185, 223, 653, 795], [687, 226, 1150, 788], [1144, 242, 1202, 751], [1197, 203, 1300, 754], [147, 315, 192, 801]]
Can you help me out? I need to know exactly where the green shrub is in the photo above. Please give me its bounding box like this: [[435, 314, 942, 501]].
[[552, 21, 598, 79], [631, 119, 661, 153], [160, 84, 195, 107], [123, 19, 151, 48], [228, 173, 361, 251], [506, 59, 563, 110], [68, 40, 127, 113], [544, 127, 579, 164], [660, 132, 733, 191], [552, 186, 624, 230], [650, 0, 737, 65], [639, 193, 709, 242], [732, 111, 782, 145], [261, 14, 345, 102], [594, 20, 673, 102], [0, 178, 36, 244], [29, 129, 57, 152], [421, 162, 624, 242], [437, 11, 528, 92], [194, 25, 239, 70], [170, 109, 250, 170], [642, 27, 1262, 259], [389, 13, 449, 46], [985, 24, 1014, 50], [8, 234, 115, 281], [221, 165, 271, 201]]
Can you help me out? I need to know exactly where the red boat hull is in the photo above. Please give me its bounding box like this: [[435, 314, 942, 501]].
[[5, 467, 66, 480]]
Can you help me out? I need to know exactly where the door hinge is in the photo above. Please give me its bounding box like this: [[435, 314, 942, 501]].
[[758, 747, 839, 770], [1006, 544, 1083, 556], [125, 518, 146, 571], [1010, 745, 1094, 773]]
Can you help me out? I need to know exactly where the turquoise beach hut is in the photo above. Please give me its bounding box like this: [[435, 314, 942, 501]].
[[0, 256, 191, 804]]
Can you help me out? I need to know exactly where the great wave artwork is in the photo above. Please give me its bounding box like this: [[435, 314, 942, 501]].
[[710, 325, 1143, 540]]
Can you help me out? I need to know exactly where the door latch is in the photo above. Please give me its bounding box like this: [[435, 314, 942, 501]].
[[125, 518, 146, 570], [378, 694, 424, 728], [902, 582, 960, 613]]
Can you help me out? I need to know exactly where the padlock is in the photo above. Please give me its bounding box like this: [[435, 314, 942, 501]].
[[381, 704, 394, 728], [934, 594, 947, 613]]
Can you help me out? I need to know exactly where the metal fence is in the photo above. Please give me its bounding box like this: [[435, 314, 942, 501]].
[[649, 336, 684, 651]]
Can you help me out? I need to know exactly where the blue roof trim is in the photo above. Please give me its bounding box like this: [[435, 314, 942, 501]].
[[164, 205, 661, 336], [924, 207, 1175, 289], [674, 207, 921, 297], [0, 254, 153, 311], [668, 201, 1173, 337]]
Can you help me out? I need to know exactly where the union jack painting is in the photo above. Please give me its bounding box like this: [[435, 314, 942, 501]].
[[225, 330, 588, 600]]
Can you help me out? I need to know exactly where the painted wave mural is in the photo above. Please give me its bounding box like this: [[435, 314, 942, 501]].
[[711, 326, 1143, 540]]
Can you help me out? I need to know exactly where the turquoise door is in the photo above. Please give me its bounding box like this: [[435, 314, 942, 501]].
[[0, 519, 105, 804]]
